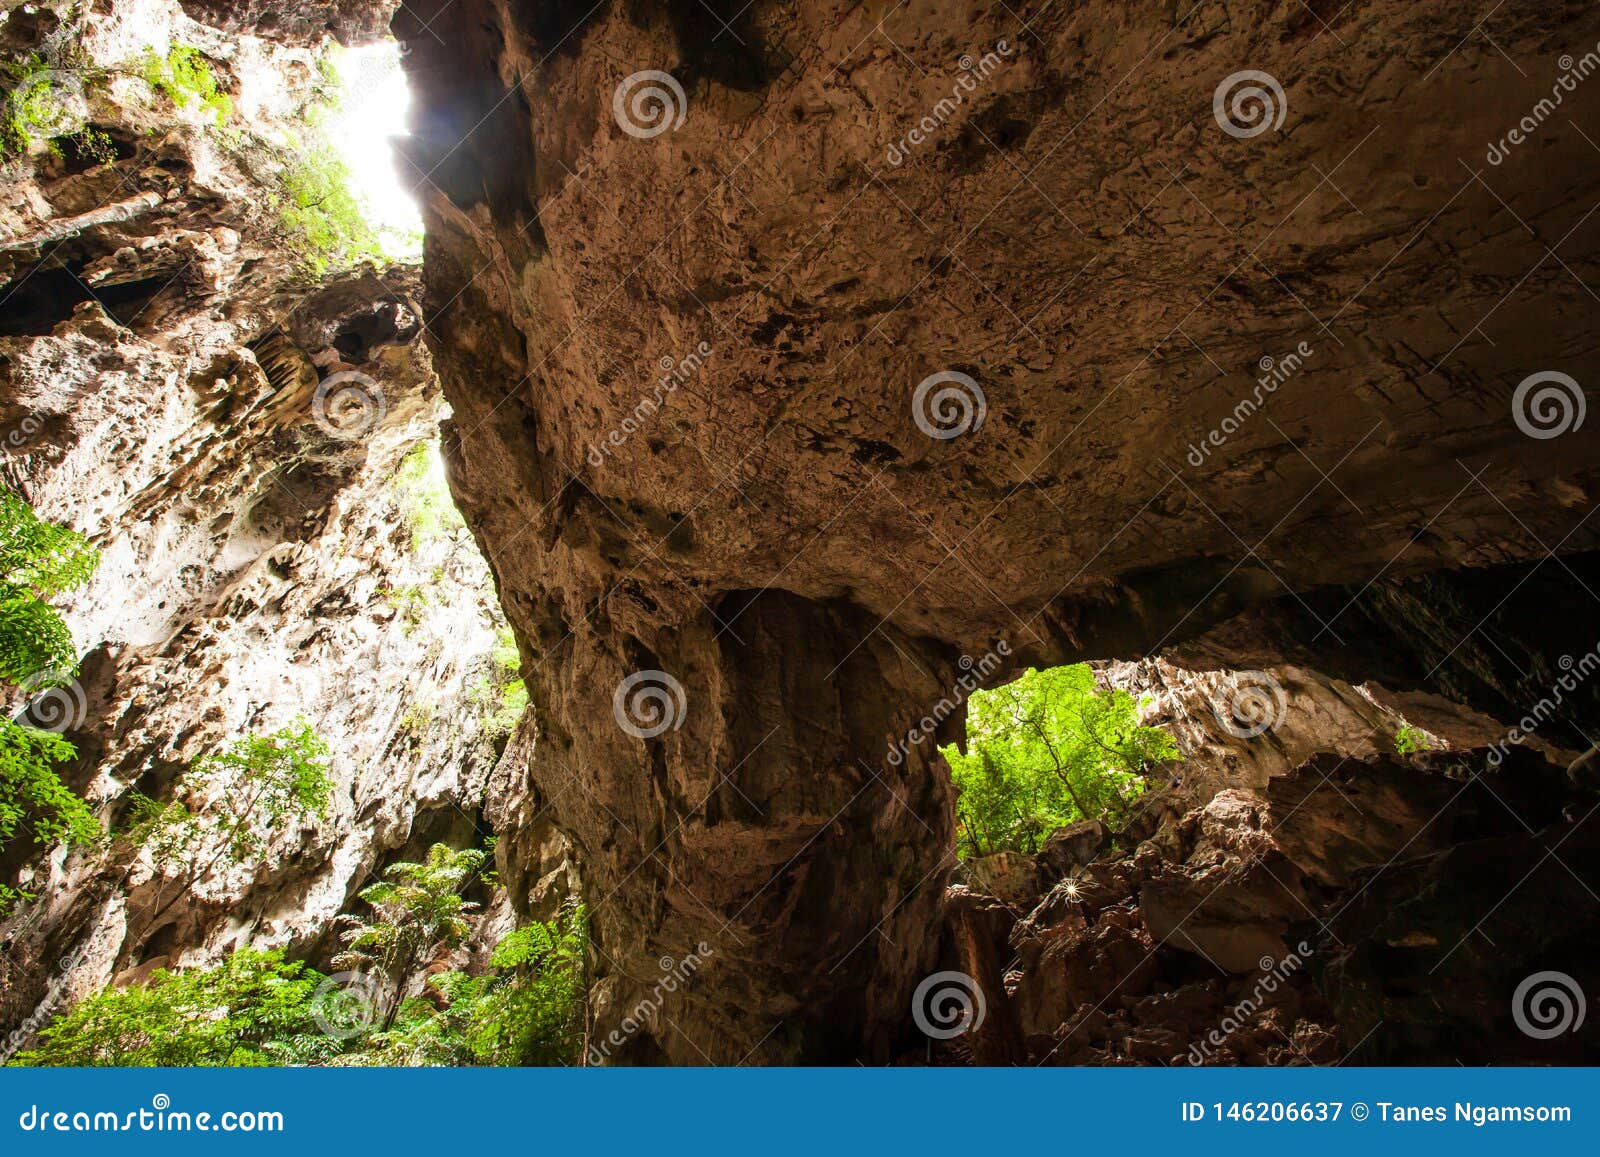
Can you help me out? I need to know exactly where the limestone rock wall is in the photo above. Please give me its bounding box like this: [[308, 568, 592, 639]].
[[398, 0, 1600, 1061]]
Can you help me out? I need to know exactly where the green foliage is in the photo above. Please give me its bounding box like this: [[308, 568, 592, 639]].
[[393, 443, 465, 548], [941, 664, 1180, 859], [12, 886, 587, 1067], [276, 140, 383, 278], [0, 485, 98, 684], [0, 486, 100, 916], [335, 843, 487, 1027], [350, 902, 588, 1067], [139, 45, 230, 129], [124, 722, 333, 933], [1, 54, 101, 159], [182, 722, 335, 863], [1394, 724, 1432, 756], [0, 721, 100, 914], [10, 948, 328, 1067], [475, 625, 528, 740]]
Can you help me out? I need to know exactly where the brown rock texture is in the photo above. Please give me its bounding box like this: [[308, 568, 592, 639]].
[[398, 0, 1600, 1061]]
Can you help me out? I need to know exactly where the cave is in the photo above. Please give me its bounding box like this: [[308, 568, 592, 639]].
[[0, 0, 1597, 1077]]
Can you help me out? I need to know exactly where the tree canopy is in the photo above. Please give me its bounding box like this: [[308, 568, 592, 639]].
[[941, 663, 1180, 859]]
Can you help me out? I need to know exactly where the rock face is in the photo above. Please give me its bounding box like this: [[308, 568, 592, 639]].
[[0, 0, 531, 1049], [399, 0, 1600, 1061]]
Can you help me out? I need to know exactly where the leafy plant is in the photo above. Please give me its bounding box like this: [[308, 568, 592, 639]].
[[1394, 724, 1432, 756], [941, 664, 1180, 859], [139, 44, 230, 129], [0, 486, 100, 916], [9, 948, 329, 1067], [334, 843, 488, 1028], [1, 54, 102, 159], [127, 722, 334, 932], [393, 442, 465, 548], [474, 625, 528, 741], [349, 902, 588, 1067], [275, 140, 383, 277], [0, 485, 98, 684]]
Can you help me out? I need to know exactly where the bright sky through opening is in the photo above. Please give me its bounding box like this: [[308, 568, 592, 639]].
[[326, 42, 423, 260]]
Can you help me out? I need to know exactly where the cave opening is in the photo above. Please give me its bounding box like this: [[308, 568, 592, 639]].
[[323, 41, 424, 263]]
